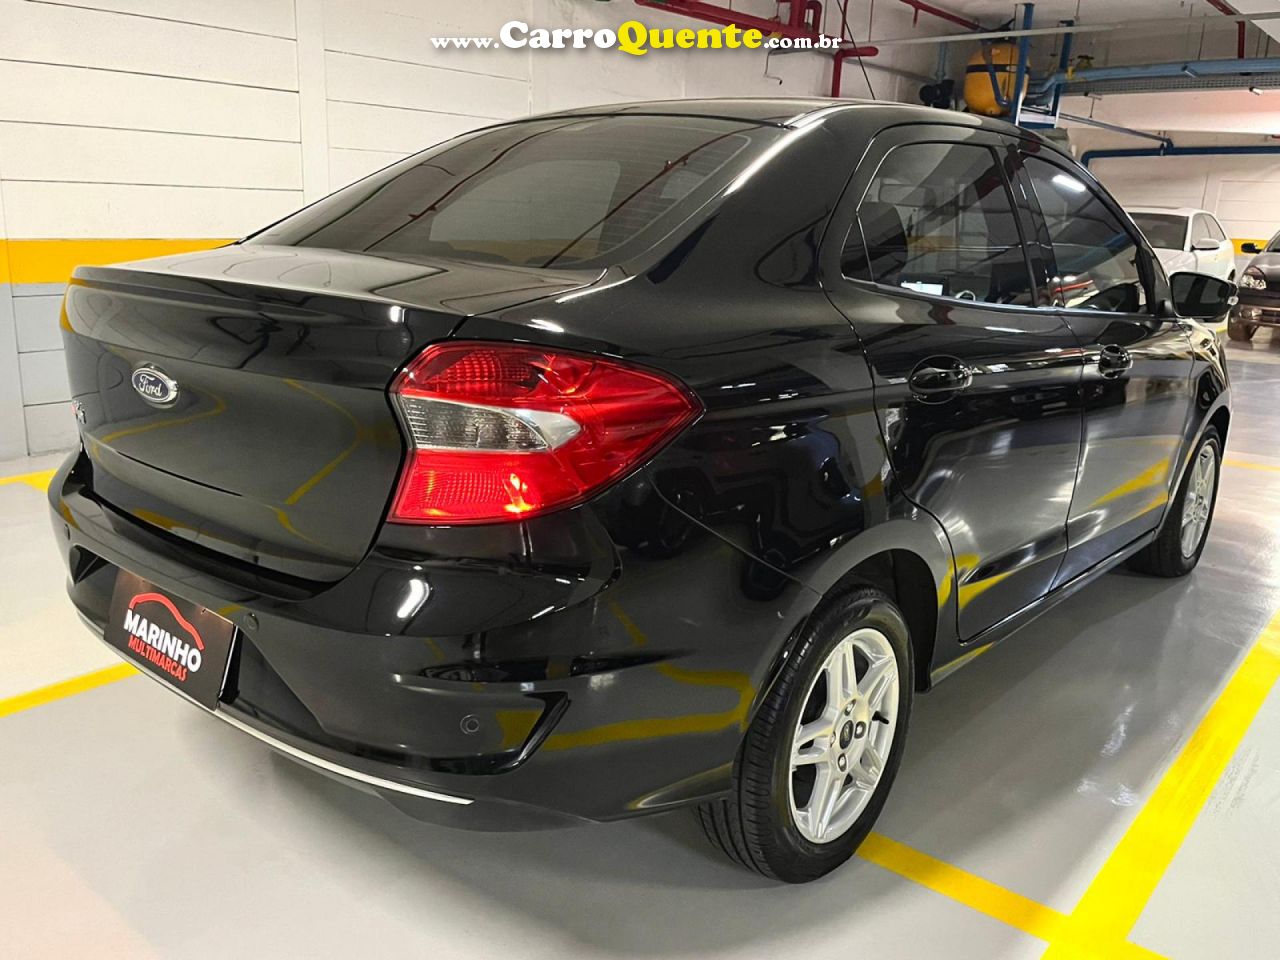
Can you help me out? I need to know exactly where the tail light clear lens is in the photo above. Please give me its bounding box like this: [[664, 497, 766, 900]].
[[388, 342, 701, 524]]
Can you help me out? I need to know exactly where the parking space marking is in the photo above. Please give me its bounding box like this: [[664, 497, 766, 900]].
[[1040, 609, 1280, 958], [0, 469, 56, 492], [1224, 458, 1280, 472], [859, 835, 1164, 959], [0, 663, 136, 719]]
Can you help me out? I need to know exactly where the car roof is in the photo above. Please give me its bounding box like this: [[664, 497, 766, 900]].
[[1127, 206, 1209, 218], [537, 97, 1043, 138]]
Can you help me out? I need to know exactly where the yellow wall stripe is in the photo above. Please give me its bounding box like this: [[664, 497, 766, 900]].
[[1, 238, 233, 285], [1041, 609, 1280, 957], [1232, 238, 1267, 255], [0, 663, 137, 719]]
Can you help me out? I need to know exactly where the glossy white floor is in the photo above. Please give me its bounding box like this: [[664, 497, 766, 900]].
[[3, 339, 1280, 959]]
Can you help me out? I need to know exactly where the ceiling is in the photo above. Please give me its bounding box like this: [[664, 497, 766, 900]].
[[942, 0, 1265, 26]]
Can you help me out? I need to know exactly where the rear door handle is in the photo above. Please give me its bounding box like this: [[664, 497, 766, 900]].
[[1098, 344, 1132, 376], [909, 360, 974, 398]]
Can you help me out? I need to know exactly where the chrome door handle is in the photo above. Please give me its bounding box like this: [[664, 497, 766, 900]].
[[909, 362, 974, 396], [1098, 344, 1132, 376]]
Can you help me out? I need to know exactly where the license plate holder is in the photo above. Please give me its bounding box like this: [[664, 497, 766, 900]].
[[104, 571, 237, 709]]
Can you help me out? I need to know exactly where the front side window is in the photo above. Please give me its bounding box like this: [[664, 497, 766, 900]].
[[1191, 213, 1224, 247], [843, 141, 1035, 306], [1129, 212, 1187, 251], [1024, 157, 1148, 313], [249, 115, 773, 269]]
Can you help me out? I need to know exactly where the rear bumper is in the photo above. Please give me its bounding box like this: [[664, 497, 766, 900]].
[[75, 611, 583, 829], [50, 450, 810, 827]]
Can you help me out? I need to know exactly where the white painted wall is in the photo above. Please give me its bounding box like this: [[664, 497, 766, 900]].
[[0, 0, 946, 458], [1060, 91, 1280, 137]]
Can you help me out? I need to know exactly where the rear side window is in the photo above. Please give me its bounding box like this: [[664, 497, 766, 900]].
[[1129, 212, 1187, 251], [843, 141, 1035, 306], [249, 115, 772, 268], [1023, 157, 1148, 313]]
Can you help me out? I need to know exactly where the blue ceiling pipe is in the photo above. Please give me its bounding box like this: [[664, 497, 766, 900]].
[[1081, 144, 1280, 169], [1034, 56, 1280, 97]]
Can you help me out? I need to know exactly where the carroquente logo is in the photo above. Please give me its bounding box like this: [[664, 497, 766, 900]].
[[431, 20, 840, 56]]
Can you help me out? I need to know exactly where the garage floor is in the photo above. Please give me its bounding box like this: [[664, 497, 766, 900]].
[[4, 338, 1280, 960]]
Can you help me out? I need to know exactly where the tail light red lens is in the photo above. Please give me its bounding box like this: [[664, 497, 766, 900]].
[[388, 342, 701, 524]]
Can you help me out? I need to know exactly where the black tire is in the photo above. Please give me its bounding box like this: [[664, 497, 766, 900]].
[[1130, 428, 1221, 577], [697, 585, 914, 882], [1227, 320, 1257, 342]]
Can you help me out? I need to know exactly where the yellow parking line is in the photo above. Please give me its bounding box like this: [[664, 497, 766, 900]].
[[859, 834, 1070, 940], [859, 834, 1163, 959], [1041, 609, 1280, 957], [0, 663, 137, 719], [1224, 458, 1280, 473], [0, 468, 57, 492]]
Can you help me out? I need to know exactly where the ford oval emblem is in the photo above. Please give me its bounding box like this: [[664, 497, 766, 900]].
[[131, 366, 179, 406]]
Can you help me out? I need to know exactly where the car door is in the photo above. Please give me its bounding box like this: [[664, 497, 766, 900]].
[[823, 126, 1084, 640], [1182, 212, 1233, 280], [1016, 152, 1196, 585]]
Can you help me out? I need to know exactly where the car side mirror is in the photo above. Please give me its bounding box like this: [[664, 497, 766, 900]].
[[1191, 238, 1219, 252], [1168, 271, 1238, 320], [1241, 242, 1262, 255]]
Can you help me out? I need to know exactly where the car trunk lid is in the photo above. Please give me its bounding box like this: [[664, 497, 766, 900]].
[[62, 244, 597, 583]]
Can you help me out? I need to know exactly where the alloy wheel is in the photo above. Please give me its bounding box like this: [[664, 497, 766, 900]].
[[1180, 444, 1217, 558], [788, 627, 900, 844]]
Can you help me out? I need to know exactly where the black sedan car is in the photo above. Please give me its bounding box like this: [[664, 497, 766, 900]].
[[51, 99, 1232, 883], [1232, 232, 1280, 341]]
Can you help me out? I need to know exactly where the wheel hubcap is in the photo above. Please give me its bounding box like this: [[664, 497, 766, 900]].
[[1180, 445, 1217, 559], [788, 627, 899, 844]]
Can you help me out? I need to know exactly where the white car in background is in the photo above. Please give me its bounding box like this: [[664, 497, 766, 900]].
[[1127, 206, 1237, 282]]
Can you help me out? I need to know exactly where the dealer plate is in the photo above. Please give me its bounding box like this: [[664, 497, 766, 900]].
[[104, 570, 236, 710]]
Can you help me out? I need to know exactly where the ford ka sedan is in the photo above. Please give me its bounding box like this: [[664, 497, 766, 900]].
[[51, 99, 1233, 883]]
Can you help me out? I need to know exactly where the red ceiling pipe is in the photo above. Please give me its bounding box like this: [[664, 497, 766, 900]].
[[1205, 0, 1247, 58], [898, 0, 982, 32], [832, 45, 882, 96], [631, 0, 877, 97], [633, 0, 832, 41]]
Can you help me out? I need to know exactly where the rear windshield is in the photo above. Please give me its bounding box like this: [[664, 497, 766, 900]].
[[248, 115, 779, 269], [1129, 213, 1187, 251]]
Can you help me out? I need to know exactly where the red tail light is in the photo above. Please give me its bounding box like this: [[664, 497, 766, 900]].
[[388, 342, 701, 524]]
